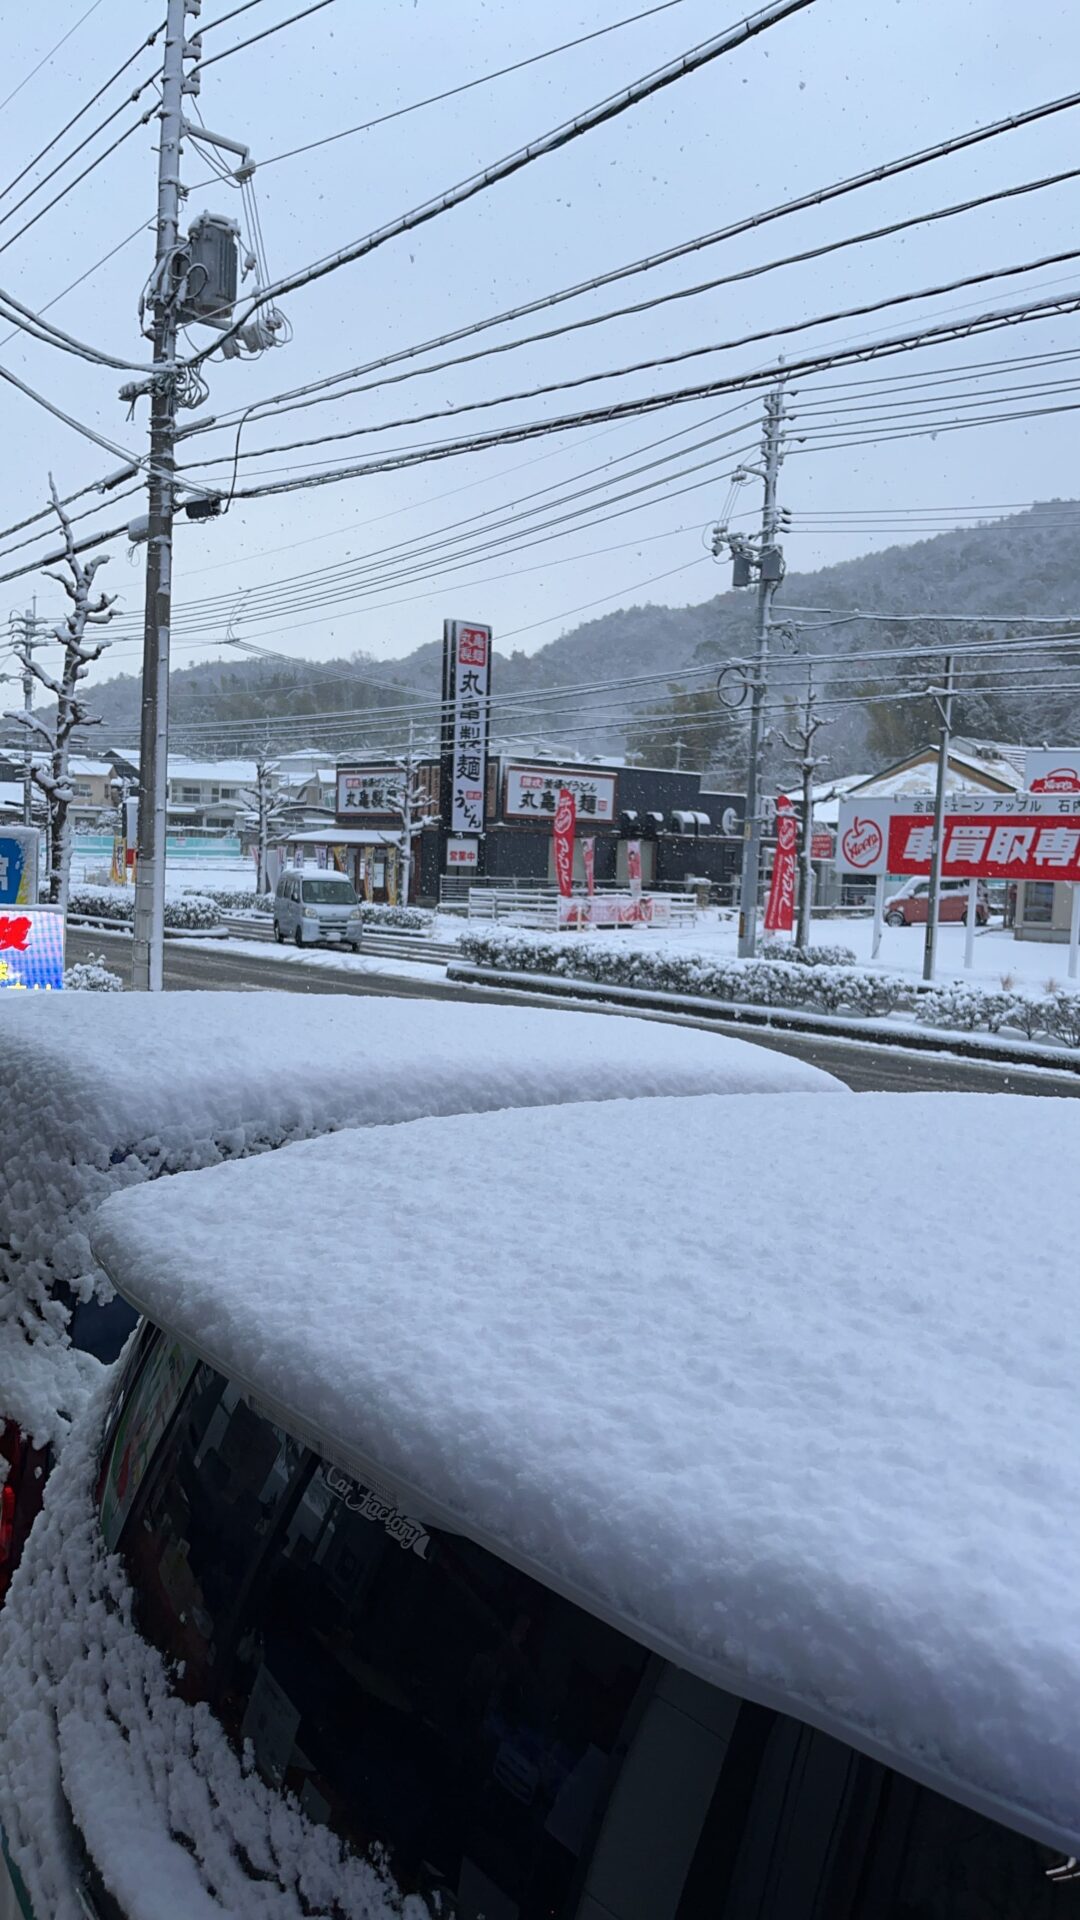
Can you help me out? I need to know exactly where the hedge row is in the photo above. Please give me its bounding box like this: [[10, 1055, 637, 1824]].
[[462, 927, 1080, 1047], [460, 928, 908, 1018], [916, 982, 1080, 1047], [68, 886, 224, 931]]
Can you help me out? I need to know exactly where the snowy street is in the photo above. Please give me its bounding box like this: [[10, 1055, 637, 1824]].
[[63, 926, 1080, 1098]]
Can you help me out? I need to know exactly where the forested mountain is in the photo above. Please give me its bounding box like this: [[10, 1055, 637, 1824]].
[[72, 500, 1080, 779]]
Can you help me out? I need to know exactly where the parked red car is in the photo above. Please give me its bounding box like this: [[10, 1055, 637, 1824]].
[[885, 878, 990, 926]]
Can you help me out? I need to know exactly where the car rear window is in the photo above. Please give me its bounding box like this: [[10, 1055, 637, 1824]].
[[106, 1338, 650, 1914], [301, 878, 357, 904], [100, 1335, 1080, 1919]]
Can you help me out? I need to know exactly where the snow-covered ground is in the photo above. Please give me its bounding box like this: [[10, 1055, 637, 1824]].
[[190, 936, 451, 985]]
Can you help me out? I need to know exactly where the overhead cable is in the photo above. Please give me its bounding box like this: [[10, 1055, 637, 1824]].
[[0, 0, 109, 113], [191, 82, 1080, 430], [249, 0, 695, 172], [185, 160, 1080, 448], [0, 22, 163, 205], [193, 0, 819, 358]]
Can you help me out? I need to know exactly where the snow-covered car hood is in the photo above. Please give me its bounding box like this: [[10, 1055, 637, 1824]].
[[92, 1089, 1080, 1859], [0, 991, 843, 1448]]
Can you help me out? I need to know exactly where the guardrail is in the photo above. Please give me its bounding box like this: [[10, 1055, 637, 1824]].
[[466, 887, 698, 929]]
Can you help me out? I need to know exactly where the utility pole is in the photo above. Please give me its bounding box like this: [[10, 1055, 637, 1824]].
[[780, 664, 828, 951], [734, 385, 786, 957], [131, 0, 196, 991], [673, 736, 686, 771], [922, 653, 955, 984]]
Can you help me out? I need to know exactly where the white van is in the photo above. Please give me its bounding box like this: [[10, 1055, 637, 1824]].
[[2, 1087, 1078, 1917], [274, 866, 364, 949]]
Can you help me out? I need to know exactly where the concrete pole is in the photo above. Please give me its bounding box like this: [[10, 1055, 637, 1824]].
[[738, 384, 785, 959], [132, 0, 189, 990], [921, 653, 955, 985]]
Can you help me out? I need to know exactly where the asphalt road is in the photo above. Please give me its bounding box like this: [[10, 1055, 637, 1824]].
[[66, 927, 1080, 1098]]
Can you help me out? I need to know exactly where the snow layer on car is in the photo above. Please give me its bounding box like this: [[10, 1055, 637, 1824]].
[[0, 990, 841, 1447], [94, 1090, 1080, 1855]]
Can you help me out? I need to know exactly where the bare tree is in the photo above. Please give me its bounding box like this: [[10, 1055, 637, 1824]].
[[779, 666, 829, 950], [5, 479, 115, 912], [388, 726, 437, 907], [241, 748, 287, 895]]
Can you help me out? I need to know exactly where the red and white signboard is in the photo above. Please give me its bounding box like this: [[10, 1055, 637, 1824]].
[[446, 838, 479, 868], [764, 794, 797, 931], [837, 793, 1080, 880], [444, 620, 491, 836], [1025, 749, 1080, 794], [582, 837, 596, 896], [810, 827, 834, 861], [558, 894, 672, 928], [553, 788, 576, 898], [504, 766, 616, 823]]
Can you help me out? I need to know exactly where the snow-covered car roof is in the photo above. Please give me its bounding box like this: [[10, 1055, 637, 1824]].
[[0, 992, 841, 1445], [93, 1088, 1080, 1857]]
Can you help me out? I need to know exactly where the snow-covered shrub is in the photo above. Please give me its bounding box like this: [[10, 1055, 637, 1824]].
[[66, 884, 132, 923], [161, 893, 222, 931], [1005, 992, 1050, 1041], [361, 903, 432, 931], [806, 967, 905, 1017], [918, 985, 997, 1032], [460, 930, 907, 1020], [760, 939, 858, 968], [63, 955, 123, 992], [190, 886, 273, 915], [1046, 990, 1080, 1048]]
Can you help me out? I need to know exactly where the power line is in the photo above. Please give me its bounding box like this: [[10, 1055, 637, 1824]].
[[183, 160, 1080, 452], [0, 0, 108, 113], [178, 240, 1080, 479], [0, 22, 163, 206], [0, 109, 156, 262], [199, 0, 274, 33], [211, 289, 1080, 506], [189, 83, 1080, 435], [250, 0, 694, 172], [192, 0, 338, 73], [194, 0, 819, 359], [0, 218, 151, 353]]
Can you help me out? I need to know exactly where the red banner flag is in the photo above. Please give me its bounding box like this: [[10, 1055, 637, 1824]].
[[764, 795, 797, 932], [554, 788, 576, 898], [582, 836, 596, 895], [627, 839, 642, 900]]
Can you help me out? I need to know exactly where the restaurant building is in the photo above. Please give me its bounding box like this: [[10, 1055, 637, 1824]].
[[274, 753, 746, 905]]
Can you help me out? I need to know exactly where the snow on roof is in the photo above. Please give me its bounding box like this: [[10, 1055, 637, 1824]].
[[277, 827, 399, 846], [92, 1090, 1080, 1854], [0, 994, 840, 1448], [166, 758, 257, 784], [66, 756, 113, 778]]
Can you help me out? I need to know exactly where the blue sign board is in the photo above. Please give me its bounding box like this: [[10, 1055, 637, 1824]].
[[0, 830, 38, 906], [0, 909, 64, 990]]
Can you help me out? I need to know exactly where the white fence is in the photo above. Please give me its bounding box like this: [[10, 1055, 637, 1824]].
[[467, 886, 698, 930]]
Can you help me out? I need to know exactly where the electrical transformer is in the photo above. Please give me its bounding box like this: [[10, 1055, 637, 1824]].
[[179, 213, 240, 326]]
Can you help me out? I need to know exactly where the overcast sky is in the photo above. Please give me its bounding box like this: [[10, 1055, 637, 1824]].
[[0, 0, 1076, 697]]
